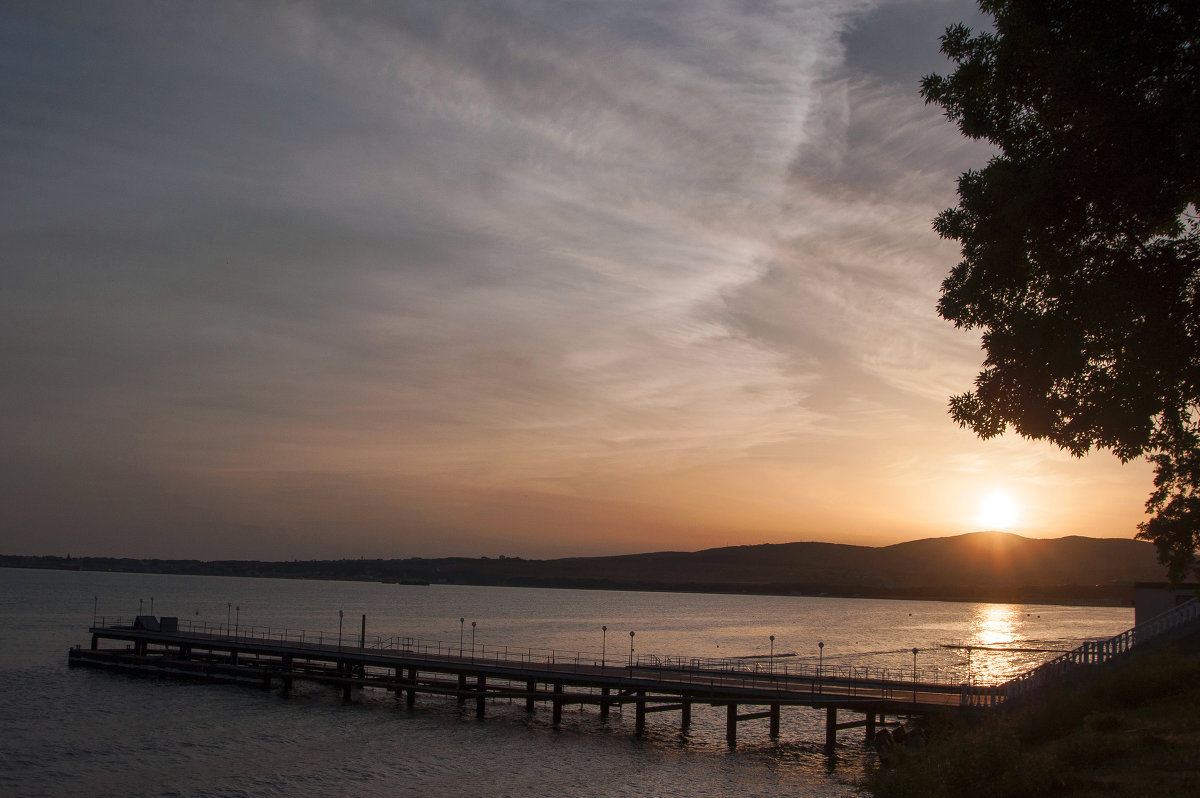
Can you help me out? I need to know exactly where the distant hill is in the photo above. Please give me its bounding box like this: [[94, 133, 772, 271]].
[[0, 532, 1169, 605]]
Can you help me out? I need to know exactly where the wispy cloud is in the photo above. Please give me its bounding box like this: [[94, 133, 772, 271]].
[[0, 0, 1152, 557]]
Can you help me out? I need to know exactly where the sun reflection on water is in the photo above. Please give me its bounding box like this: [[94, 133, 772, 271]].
[[973, 603, 1021, 647], [967, 603, 1026, 683]]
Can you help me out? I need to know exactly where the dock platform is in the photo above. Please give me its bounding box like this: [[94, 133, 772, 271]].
[[72, 617, 999, 747]]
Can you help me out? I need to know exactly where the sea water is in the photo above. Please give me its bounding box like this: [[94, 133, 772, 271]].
[[0, 567, 1132, 797]]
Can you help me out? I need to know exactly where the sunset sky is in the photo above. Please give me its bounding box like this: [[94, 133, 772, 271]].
[[1, 0, 1153, 560]]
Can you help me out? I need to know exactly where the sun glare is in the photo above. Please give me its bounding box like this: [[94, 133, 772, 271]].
[[978, 490, 1019, 531]]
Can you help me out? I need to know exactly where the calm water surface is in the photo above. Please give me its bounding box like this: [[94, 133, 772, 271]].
[[0, 568, 1132, 797]]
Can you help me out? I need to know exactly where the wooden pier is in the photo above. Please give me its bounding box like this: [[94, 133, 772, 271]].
[[70, 617, 996, 747], [70, 599, 1200, 748]]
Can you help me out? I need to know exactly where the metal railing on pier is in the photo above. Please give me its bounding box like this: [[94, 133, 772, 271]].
[[90, 615, 979, 703], [94, 597, 1200, 711]]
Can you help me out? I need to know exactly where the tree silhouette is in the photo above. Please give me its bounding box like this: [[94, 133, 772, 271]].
[[922, 1, 1199, 580]]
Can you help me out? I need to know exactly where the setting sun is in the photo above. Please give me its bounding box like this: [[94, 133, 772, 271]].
[[978, 490, 1019, 530]]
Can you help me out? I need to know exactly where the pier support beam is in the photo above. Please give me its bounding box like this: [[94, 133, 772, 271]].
[[476, 675, 487, 717], [825, 706, 838, 749], [457, 673, 467, 705], [865, 712, 876, 741], [599, 687, 610, 720], [769, 703, 780, 738], [681, 700, 691, 731], [406, 667, 417, 708], [726, 703, 737, 745], [526, 680, 536, 712], [635, 690, 646, 735], [552, 682, 564, 725]]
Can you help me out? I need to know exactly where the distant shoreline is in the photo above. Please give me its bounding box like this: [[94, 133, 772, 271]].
[[0, 553, 1137, 608]]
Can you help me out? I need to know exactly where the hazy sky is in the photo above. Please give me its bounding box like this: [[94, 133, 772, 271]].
[[2, 0, 1153, 559]]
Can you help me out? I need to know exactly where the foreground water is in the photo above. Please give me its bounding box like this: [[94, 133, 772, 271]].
[[0, 568, 1132, 797]]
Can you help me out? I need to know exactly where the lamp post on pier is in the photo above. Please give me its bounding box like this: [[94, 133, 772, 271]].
[[471, 621, 476, 663], [227, 602, 232, 633], [601, 626, 607, 671], [769, 635, 775, 669], [338, 610, 344, 652], [817, 641, 824, 690], [912, 648, 919, 702], [459, 617, 465, 657], [235, 606, 240, 637], [629, 631, 635, 667]]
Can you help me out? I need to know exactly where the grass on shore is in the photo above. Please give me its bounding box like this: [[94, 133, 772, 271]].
[[867, 644, 1200, 798]]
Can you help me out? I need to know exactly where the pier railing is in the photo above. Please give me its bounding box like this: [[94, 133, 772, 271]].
[[99, 599, 1200, 708], [1000, 597, 1200, 702], [91, 615, 975, 692]]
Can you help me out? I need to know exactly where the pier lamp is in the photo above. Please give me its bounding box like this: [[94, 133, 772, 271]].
[[460, 617, 465, 657], [629, 631, 635, 667], [338, 610, 344, 652], [912, 647, 919, 702], [602, 626, 607, 670], [139, 598, 144, 616], [227, 602, 232, 632], [769, 635, 775, 668], [817, 641, 824, 677], [471, 621, 477, 662], [235, 606, 240, 637]]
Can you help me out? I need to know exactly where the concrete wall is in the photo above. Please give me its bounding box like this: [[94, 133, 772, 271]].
[[1134, 582, 1200, 627]]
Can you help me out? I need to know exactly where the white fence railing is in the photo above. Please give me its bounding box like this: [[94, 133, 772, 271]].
[[999, 597, 1200, 703]]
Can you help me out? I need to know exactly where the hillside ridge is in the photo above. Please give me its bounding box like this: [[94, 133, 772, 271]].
[[1, 531, 1166, 606]]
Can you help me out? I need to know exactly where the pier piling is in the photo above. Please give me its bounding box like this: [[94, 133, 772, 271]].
[[552, 682, 564, 724]]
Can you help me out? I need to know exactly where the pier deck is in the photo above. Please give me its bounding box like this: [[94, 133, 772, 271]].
[[72, 617, 995, 746], [76, 599, 1199, 747]]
